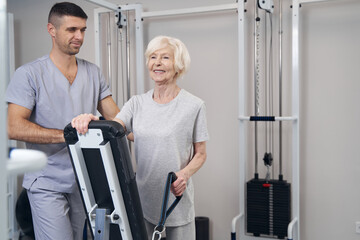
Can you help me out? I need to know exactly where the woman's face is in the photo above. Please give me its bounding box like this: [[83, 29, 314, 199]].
[[147, 45, 177, 84]]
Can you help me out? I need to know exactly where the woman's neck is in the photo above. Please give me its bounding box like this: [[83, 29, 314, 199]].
[[153, 84, 181, 104]]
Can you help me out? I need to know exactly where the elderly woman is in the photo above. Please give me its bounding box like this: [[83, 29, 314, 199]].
[[72, 35, 209, 239]]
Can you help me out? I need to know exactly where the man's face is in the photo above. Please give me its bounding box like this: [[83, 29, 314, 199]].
[[50, 15, 87, 55]]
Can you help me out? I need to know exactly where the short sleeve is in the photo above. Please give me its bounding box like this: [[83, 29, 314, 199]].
[[116, 96, 135, 134], [6, 67, 36, 111], [193, 103, 209, 143], [97, 68, 112, 101]]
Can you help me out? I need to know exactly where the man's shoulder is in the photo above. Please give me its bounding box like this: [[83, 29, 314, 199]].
[[12, 55, 51, 78], [19, 55, 49, 69], [76, 58, 99, 69]]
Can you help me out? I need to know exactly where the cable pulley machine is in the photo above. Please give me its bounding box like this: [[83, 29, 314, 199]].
[[245, 0, 291, 239]]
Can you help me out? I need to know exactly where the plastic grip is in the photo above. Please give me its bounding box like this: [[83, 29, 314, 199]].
[[169, 172, 182, 200], [169, 172, 178, 183], [250, 116, 275, 121], [231, 232, 236, 240]]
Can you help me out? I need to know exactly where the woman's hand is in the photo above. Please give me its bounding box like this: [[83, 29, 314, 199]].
[[171, 170, 190, 197], [71, 113, 99, 135], [170, 142, 207, 197]]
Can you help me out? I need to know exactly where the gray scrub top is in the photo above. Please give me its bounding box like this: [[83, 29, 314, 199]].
[[6, 55, 111, 193]]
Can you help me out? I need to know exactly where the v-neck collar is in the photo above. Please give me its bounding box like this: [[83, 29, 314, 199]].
[[48, 55, 79, 86]]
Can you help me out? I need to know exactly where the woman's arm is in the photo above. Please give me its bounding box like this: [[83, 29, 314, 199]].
[[171, 141, 207, 196]]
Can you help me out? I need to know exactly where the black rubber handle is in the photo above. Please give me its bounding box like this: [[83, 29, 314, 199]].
[[250, 116, 275, 121], [169, 172, 178, 183]]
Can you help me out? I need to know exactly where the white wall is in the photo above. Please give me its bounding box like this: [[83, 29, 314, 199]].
[[7, 0, 360, 240], [299, 1, 360, 239]]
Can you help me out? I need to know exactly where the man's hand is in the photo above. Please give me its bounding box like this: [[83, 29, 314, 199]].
[[71, 113, 99, 135]]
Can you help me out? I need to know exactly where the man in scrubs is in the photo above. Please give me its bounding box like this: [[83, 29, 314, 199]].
[[6, 2, 119, 239]]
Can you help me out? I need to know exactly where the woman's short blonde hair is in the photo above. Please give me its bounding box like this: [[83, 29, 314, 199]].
[[145, 36, 191, 79]]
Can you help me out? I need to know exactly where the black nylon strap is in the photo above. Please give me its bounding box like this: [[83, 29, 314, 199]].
[[156, 172, 182, 231]]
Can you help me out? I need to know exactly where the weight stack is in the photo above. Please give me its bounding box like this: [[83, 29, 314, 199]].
[[246, 178, 291, 239]]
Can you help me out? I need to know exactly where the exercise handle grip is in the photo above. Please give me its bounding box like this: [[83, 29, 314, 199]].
[[169, 172, 182, 199], [250, 116, 275, 121], [169, 172, 177, 183]]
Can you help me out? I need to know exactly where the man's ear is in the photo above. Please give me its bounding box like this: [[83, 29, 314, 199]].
[[47, 23, 56, 38]]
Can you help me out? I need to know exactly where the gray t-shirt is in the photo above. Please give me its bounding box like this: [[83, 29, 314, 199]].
[[117, 88, 209, 226], [6, 55, 111, 193]]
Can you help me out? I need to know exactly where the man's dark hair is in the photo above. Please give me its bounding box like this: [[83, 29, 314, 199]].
[[48, 2, 88, 27]]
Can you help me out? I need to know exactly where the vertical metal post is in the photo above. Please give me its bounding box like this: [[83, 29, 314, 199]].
[[94, 8, 103, 68], [106, 13, 112, 91], [0, 0, 8, 239], [94, 209, 110, 240], [291, 0, 300, 239], [133, 4, 144, 94], [238, 0, 247, 237]]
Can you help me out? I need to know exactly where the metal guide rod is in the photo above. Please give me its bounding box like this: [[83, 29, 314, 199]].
[[117, 25, 126, 104], [279, 0, 283, 178], [269, 13, 274, 160], [254, 1, 260, 177], [264, 9, 268, 152]]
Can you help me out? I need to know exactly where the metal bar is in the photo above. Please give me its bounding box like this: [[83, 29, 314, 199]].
[[132, 4, 145, 94], [69, 142, 97, 232], [94, 8, 109, 67], [287, 217, 298, 240], [94, 208, 110, 240], [239, 116, 297, 121], [141, 3, 238, 18], [237, 1, 248, 239], [279, 0, 283, 177], [299, 0, 337, 3], [106, 13, 112, 90], [119, 28, 126, 104], [126, 10, 131, 99], [231, 213, 243, 233], [291, 1, 300, 239], [7, 13, 14, 80], [254, 1, 261, 177], [99, 142, 132, 240]]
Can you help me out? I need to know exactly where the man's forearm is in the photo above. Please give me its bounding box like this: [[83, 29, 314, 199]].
[[8, 118, 65, 144]]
